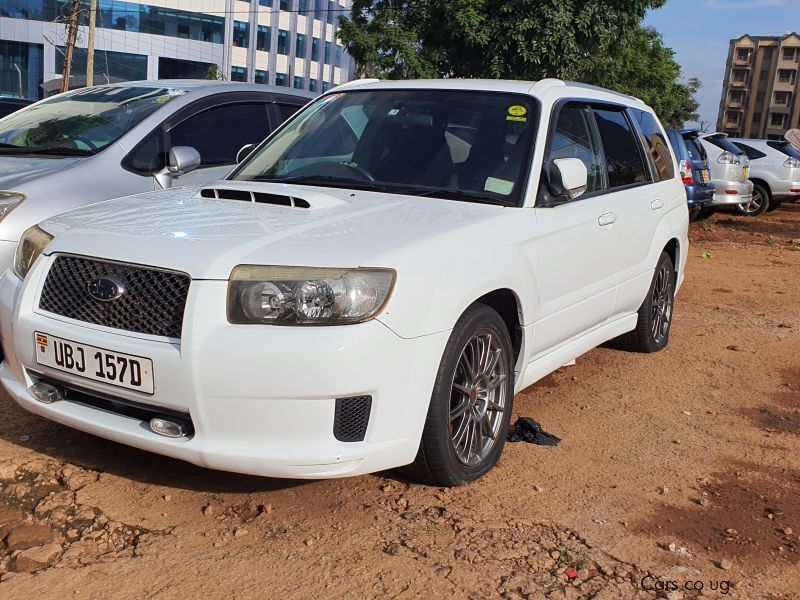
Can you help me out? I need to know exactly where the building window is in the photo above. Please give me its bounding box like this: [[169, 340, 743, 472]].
[[231, 66, 247, 82], [778, 69, 795, 83], [259, 0, 273, 5], [294, 76, 304, 89], [752, 112, 761, 122], [257, 25, 271, 52], [298, 0, 309, 15], [327, 0, 336, 23], [335, 44, 343, 67], [769, 113, 786, 127], [296, 33, 307, 59], [324, 41, 332, 64], [309, 78, 317, 92], [763, 47, 774, 60], [255, 70, 269, 84], [277, 30, 289, 55], [322, 81, 330, 92], [280, 0, 291, 10], [315, 0, 324, 19], [158, 57, 214, 79], [736, 48, 749, 61], [729, 90, 744, 104], [774, 91, 791, 106], [726, 111, 740, 125], [275, 73, 288, 86], [732, 69, 747, 83], [756, 91, 765, 104], [783, 47, 796, 61], [311, 37, 320, 61], [0, 40, 43, 100], [58, 46, 147, 83], [233, 21, 249, 48]]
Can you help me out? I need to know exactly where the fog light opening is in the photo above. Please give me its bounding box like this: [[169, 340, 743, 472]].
[[149, 416, 188, 439], [29, 382, 65, 404]]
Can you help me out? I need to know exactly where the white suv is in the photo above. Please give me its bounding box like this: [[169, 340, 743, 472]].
[[0, 79, 688, 486]]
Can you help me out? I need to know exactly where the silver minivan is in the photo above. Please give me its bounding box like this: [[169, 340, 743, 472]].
[[700, 133, 754, 216], [0, 81, 314, 274], [729, 138, 800, 213]]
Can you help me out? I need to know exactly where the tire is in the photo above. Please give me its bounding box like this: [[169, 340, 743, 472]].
[[609, 251, 675, 353], [766, 198, 782, 212], [406, 303, 515, 486], [691, 207, 716, 221], [736, 183, 770, 217]]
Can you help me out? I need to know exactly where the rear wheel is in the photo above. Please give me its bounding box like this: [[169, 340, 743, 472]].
[[609, 252, 675, 353], [407, 304, 514, 486], [691, 207, 716, 221], [736, 183, 770, 217], [766, 198, 782, 212]]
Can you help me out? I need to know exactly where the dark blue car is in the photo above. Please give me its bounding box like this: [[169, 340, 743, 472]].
[[666, 129, 715, 220]]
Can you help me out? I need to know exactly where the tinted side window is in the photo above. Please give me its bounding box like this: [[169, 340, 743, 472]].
[[593, 108, 649, 188], [276, 103, 302, 123], [128, 129, 166, 173], [549, 105, 606, 193], [629, 109, 674, 181], [684, 137, 707, 162], [733, 142, 766, 160], [169, 103, 269, 166]]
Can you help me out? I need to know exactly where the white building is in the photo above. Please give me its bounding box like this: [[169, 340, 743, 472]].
[[0, 0, 353, 99]]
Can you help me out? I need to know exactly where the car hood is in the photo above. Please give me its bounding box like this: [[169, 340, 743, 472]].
[[40, 181, 503, 279], [0, 154, 84, 187]]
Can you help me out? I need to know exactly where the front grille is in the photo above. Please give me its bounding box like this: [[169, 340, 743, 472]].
[[333, 395, 372, 442], [39, 255, 190, 339]]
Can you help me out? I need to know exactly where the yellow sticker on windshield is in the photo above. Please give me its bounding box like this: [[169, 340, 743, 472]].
[[508, 105, 527, 117]]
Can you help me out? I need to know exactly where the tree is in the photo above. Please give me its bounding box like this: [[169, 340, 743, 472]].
[[338, 1, 701, 127], [205, 64, 226, 81]]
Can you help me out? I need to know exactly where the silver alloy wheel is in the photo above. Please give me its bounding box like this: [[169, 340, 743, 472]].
[[650, 263, 674, 345], [449, 329, 509, 466], [740, 188, 765, 214]]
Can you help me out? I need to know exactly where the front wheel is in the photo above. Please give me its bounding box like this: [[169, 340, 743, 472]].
[[406, 304, 514, 486], [609, 251, 675, 353]]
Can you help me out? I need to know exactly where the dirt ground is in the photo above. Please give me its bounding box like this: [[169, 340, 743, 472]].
[[1, 204, 799, 600]]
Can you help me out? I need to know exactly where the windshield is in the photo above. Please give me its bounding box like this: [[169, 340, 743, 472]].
[[0, 86, 185, 156], [233, 89, 538, 206]]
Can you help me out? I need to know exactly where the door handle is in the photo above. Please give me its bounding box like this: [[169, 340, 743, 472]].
[[650, 198, 664, 210], [598, 211, 617, 226]]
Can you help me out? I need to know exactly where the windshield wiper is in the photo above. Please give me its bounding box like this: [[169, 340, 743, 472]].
[[409, 188, 516, 206], [246, 174, 392, 192], [0, 145, 95, 156]]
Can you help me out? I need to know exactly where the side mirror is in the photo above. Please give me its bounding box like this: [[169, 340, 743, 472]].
[[552, 158, 588, 199], [154, 146, 202, 189], [236, 143, 257, 164]]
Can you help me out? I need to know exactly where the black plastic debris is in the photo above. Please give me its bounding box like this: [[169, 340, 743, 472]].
[[506, 417, 561, 446]]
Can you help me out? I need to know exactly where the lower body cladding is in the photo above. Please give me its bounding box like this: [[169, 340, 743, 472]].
[[0, 269, 450, 479], [709, 179, 752, 206]]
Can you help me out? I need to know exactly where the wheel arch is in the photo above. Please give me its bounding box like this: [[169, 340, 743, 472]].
[[474, 288, 524, 366], [749, 178, 772, 198], [663, 237, 680, 284]]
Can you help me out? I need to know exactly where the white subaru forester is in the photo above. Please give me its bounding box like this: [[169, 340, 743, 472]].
[[0, 79, 688, 486]]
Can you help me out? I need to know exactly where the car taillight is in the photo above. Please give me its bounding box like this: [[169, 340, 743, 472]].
[[717, 151, 740, 165], [679, 159, 693, 184], [784, 157, 800, 168]]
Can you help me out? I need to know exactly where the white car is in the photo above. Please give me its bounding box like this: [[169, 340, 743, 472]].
[[729, 138, 800, 212], [0, 79, 688, 486]]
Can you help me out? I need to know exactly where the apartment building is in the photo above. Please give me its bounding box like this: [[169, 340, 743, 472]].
[[717, 32, 800, 140], [0, 0, 353, 99]]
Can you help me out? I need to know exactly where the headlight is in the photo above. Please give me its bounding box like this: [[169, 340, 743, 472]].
[[227, 266, 395, 325], [13, 225, 53, 279], [0, 191, 24, 221]]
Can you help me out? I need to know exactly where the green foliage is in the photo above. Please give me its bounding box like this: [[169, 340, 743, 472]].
[[339, 1, 701, 127], [205, 64, 226, 81]]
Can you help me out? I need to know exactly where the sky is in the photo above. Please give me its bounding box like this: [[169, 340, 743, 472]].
[[643, 0, 800, 130]]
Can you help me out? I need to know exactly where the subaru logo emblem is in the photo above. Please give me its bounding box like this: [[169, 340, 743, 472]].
[[87, 276, 125, 302]]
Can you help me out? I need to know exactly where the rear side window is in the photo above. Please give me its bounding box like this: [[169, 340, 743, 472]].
[[704, 135, 742, 155], [548, 104, 606, 193], [733, 142, 766, 160], [629, 109, 674, 181], [276, 103, 301, 123], [169, 103, 270, 166], [593, 108, 649, 188]]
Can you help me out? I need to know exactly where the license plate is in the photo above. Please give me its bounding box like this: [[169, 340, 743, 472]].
[[742, 166, 749, 179], [34, 332, 154, 394], [701, 169, 710, 184]]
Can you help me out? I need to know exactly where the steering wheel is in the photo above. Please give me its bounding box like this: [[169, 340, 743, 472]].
[[340, 162, 375, 181], [287, 161, 376, 181], [69, 134, 101, 151]]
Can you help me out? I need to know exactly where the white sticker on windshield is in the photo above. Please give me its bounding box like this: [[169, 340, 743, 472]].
[[388, 108, 400, 116], [485, 177, 514, 195]]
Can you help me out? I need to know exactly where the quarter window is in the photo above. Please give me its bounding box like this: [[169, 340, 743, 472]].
[[548, 105, 606, 193], [629, 109, 674, 181], [592, 108, 649, 188]]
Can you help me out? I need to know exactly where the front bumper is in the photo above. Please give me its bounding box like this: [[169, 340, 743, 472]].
[[709, 179, 753, 206], [0, 257, 449, 479]]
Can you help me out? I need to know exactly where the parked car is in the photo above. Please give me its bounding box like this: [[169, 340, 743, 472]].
[[0, 79, 688, 486], [699, 133, 754, 217], [666, 129, 715, 221], [729, 138, 800, 213], [0, 80, 314, 275], [0, 97, 34, 119]]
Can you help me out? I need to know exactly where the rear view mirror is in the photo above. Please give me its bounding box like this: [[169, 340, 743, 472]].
[[236, 143, 257, 164], [552, 158, 588, 199], [154, 146, 201, 189]]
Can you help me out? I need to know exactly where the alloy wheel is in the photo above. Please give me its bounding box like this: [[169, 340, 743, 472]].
[[740, 189, 765, 215], [650, 263, 674, 345], [449, 329, 509, 466]]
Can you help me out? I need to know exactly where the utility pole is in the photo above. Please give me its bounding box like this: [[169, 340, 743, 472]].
[[61, 0, 81, 94], [86, 0, 97, 87]]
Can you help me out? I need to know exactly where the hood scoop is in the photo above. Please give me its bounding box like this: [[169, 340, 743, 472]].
[[197, 183, 349, 211]]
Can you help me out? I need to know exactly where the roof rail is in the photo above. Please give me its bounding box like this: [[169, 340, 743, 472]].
[[564, 81, 643, 104], [329, 78, 380, 92], [529, 78, 565, 94]]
